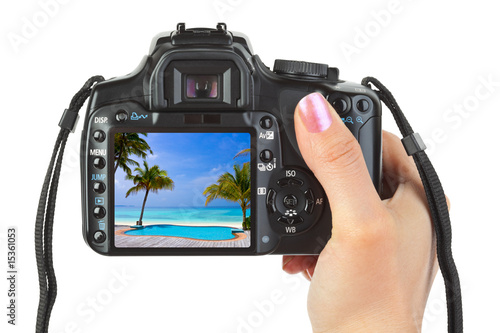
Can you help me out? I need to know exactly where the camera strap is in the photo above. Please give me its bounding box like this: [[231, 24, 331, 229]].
[[362, 77, 463, 333], [34, 76, 462, 333], [34, 76, 104, 333]]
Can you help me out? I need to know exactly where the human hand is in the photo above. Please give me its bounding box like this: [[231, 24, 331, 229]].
[[282, 93, 441, 332]]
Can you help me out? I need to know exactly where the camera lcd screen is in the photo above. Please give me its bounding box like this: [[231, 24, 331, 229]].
[[113, 132, 251, 248]]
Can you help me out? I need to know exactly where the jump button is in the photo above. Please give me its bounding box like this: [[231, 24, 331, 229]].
[[93, 182, 106, 194]]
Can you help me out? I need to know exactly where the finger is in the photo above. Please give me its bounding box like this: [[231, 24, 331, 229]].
[[295, 93, 383, 219], [381, 131, 451, 212], [381, 131, 423, 193], [282, 255, 318, 275], [380, 131, 421, 199]]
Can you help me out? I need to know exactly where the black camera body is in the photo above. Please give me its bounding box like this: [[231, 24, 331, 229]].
[[81, 23, 382, 256]]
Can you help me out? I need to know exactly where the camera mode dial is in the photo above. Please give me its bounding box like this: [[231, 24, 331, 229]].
[[273, 60, 328, 78]]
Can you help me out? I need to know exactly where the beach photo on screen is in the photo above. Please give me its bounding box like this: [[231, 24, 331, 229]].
[[113, 132, 251, 248]]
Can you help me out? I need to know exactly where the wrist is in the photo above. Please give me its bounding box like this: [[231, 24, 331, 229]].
[[312, 307, 422, 333]]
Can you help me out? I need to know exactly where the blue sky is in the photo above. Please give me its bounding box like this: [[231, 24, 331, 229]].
[[114, 132, 251, 208]]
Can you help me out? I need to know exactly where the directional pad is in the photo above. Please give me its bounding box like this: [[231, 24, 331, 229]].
[[266, 168, 325, 236]]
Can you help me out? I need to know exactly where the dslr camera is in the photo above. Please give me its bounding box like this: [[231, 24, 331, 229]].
[[81, 23, 382, 255]]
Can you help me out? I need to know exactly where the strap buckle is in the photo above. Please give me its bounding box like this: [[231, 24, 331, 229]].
[[401, 132, 426, 156], [58, 109, 79, 133]]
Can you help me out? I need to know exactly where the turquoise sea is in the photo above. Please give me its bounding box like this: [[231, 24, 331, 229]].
[[115, 206, 244, 226]]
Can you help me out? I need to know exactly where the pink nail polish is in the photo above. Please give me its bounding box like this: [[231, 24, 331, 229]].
[[298, 93, 333, 133]]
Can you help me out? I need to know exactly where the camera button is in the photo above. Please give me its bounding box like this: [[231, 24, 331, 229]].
[[93, 230, 106, 243], [259, 150, 273, 163], [331, 98, 348, 114], [266, 189, 277, 214], [115, 110, 128, 123], [283, 194, 298, 209], [356, 99, 370, 113], [304, 189, 315, 214], [277, 215, 304, 225], [93, 157, 106, 169], [288, 178, 304, 187], [93, 130, 106, 142], [259, 116, 273, 129], [277, 178, 303, 187], [93, 206, 106, 219], [93, 182, 106, 194], [277, 178, 289, 187]]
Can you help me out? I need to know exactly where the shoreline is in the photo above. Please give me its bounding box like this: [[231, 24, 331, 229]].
[[115, 221, 242, 228]]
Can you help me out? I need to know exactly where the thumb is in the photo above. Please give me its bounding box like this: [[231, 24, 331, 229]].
[[294, 92, 381, 219]]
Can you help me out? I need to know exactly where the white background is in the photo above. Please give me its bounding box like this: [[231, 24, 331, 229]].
[[1, 0, 499, 332]]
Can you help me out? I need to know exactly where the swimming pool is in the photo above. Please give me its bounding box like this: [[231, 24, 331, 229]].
[[124, 224, 241, 241]]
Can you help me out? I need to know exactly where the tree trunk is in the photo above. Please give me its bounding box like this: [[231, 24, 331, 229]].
[[138, 189, 149, 225], [114, 150, 122, 174], [242, 206, 246, 230], [114, 137, 125, 174]]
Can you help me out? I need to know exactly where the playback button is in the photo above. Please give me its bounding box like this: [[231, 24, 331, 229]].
[[93, 206, 106, 219]]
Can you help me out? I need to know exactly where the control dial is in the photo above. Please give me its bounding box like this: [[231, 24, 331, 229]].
[[273, 60, 328, 78]]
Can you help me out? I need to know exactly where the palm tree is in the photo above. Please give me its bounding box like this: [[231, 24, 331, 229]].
[[114, 133, 152, 174], [203, 163, 251, 230], [125, 161, 174, 226]]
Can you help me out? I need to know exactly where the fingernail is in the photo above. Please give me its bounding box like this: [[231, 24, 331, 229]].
[[282, 257, 294, 269], [298, 93, 333, 133], [302, 270, 312, 281]]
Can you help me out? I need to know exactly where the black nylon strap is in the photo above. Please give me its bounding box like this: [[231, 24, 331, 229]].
[[362, 77, 463, 333], [35, 76, 104, 333]]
